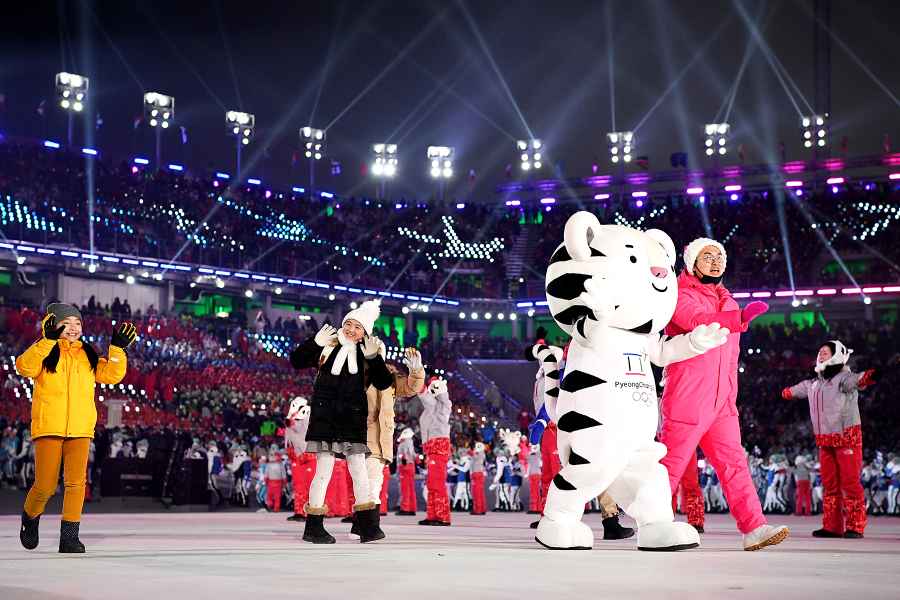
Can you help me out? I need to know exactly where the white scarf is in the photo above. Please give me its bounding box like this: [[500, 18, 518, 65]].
[[330, 330, 359, 376]]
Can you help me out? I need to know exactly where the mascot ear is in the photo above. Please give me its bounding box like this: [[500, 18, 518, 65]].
[[563, 211, 603, 261], [645, 229, 676, 265]]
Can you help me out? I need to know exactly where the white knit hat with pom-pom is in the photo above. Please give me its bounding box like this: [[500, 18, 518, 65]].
[[683, 238, 727, 272], [342, 299, 380, 335]]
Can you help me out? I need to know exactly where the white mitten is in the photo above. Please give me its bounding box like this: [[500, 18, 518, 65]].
[[688, 322, 730, 352], [430, 378, 448, 396], [362, 335, 381, 359], [404, 348, 423, 372], [314, 324, 337, 347]]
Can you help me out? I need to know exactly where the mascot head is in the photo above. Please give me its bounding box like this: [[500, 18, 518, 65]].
[[287, 396, 310, 421], [428, 377, 448, 396], [545, 211, 678, 336]]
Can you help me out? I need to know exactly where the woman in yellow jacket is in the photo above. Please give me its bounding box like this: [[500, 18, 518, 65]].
[[16, 303, 136, 553]]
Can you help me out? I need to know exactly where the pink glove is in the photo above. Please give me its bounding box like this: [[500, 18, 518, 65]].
[[741, 301, 769, 324]]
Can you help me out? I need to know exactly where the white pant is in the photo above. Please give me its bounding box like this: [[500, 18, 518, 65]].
[[307, 452, 370, 509]]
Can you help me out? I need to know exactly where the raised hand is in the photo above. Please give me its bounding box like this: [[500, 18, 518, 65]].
[[42, 314, 65, 340], [314, 323, 337, 347], [741, 301, 769, 325], [688, 322, 730, 352], [404, 348, 423, 372], [111, 322, 138, 350], [362, 335, 381, 359]]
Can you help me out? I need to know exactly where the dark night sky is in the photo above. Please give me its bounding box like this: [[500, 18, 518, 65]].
[[1, 1, 898, 199]]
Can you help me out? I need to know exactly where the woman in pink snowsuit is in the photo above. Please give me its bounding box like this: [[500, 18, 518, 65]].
[[659, 238, 789, 551]]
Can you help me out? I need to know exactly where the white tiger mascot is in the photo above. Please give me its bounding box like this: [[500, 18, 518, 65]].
[[535, 211, 730, 551]]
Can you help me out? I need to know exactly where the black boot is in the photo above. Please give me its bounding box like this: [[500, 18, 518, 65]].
[[356, 505, 385, 543], [418, 518, 436, 525], [59, 520, 86, 553], [691, 523, 705, 534], [302, 506, 336, 544], [286, 513, 306, 522], [843, 530, 864, 539], [350, 512, 360, 537], [602, 515, 635, 540], [396, 510, 416, 516], [812, 528, 842, 538], [341, 515, 354, 523], [529, 520, 540, 529], [20, 511, 40, 550]]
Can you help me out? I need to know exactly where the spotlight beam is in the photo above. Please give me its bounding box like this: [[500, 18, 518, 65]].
[[807, 9, 900, 108], [790, 195, 866, 298], [773, 191, 797, 294], [632, 14, 733, 134], [730, 0, 806, 117], [136, 4, 228, 111], [369, 33, 517, 140], [605, 1, 616, 132], [388, 60, 472, 142], [214, 0, 244, 110], [455, 0, 535, 140], [716, 1, 774, 124], [87, 5, 145, 92], [310, 2, 347, 124], [324, 7, 451, 131]]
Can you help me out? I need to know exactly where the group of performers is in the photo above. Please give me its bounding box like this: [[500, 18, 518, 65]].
[[13, 211, 888, 553]]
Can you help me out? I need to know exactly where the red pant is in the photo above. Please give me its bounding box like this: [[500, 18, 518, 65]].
[[399, 462, 417, 513], [424, 437, 451, 524], [539, 423, 562, 515], [529, 473, 542, 512], [380, 465, 390, 515], [266, 480, 284, 512], [660, 410, 766, 534], [471, 471, 486, 514], [795, 480, 812, 516], [290, 452, 317, 515], [676, 466, 705, 527], [326, 460, 350, 517], [819, 444, 866, 534]]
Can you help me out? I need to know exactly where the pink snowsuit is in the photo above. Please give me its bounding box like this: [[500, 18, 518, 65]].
[[658, 271, 767, 534]]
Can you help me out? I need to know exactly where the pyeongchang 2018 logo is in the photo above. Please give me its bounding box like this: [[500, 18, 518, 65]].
[[623, 352, 648, 376]]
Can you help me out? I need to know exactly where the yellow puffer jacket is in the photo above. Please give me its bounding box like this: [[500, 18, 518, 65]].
[[15, 337, 128, 439]]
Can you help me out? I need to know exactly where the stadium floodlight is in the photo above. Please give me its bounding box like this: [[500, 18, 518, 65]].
[[427, 146, 454, 179], [143, 92, 175, 129], [227, 111, 255, 180], [516, 139, 542, 171], [55, 72, 89, 113], [801, 114, 828, 149], [704, 122, 729, 157], [372, 143, 398, 178], [607, 131, 634, 164], [300, 126, 326, 161], [227, 111, 256, 146]]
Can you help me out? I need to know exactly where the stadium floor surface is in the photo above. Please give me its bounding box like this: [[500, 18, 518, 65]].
[[1, 511, 899, 599]]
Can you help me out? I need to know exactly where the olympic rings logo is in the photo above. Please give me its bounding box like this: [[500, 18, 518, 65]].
[[632, 391, 652, 406]]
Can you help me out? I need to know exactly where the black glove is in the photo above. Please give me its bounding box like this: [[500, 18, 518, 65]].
[[111, 322, 138, 351], [42, 314, 65, 340]]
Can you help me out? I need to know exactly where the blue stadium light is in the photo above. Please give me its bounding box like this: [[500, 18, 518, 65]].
[[133, 157, 150, 165], [81, 148, 98, 156], [215, 172, 230, 180], [292, 186, 305, 194], [320, 191, 334, 198], [43, 140, 61, 149], [247, 178, 261, 185], [456, 203, 466, 209], [168, 164, 184, 172]]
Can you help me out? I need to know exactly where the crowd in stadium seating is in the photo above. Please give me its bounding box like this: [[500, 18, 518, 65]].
[[2, 141, 898, 302]]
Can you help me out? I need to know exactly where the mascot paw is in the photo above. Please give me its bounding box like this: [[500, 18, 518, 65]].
[[535, 517, 594, 550], [688, 322, 730, 352], [637, 521, 700, 551]]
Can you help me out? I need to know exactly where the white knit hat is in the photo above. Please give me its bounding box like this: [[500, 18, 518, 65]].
[[342, 299, 380, 335], [815, 340, 853, 373], [683, 237, 727, 272]]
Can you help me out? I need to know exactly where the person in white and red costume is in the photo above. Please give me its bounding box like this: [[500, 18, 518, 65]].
[[284, 397, 314, 521], [417, 377, 452, 526], [396, 428, 418, 515], [782, 340, 883, 538]]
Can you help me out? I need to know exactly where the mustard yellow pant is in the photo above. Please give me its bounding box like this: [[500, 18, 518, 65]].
[[24, 436, 91, 522]]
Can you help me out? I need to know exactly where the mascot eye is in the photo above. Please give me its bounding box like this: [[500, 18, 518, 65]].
[[629, 256, 637, 264]]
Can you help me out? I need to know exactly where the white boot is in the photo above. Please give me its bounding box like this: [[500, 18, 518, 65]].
[[636, 521, 700, 552], [742, 524, 789, 551], [535, 515, 595, 550]]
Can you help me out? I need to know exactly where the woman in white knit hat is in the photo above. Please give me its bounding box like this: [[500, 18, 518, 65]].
[[289, 300, 394, 543], [658, 238, 789, 551]]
